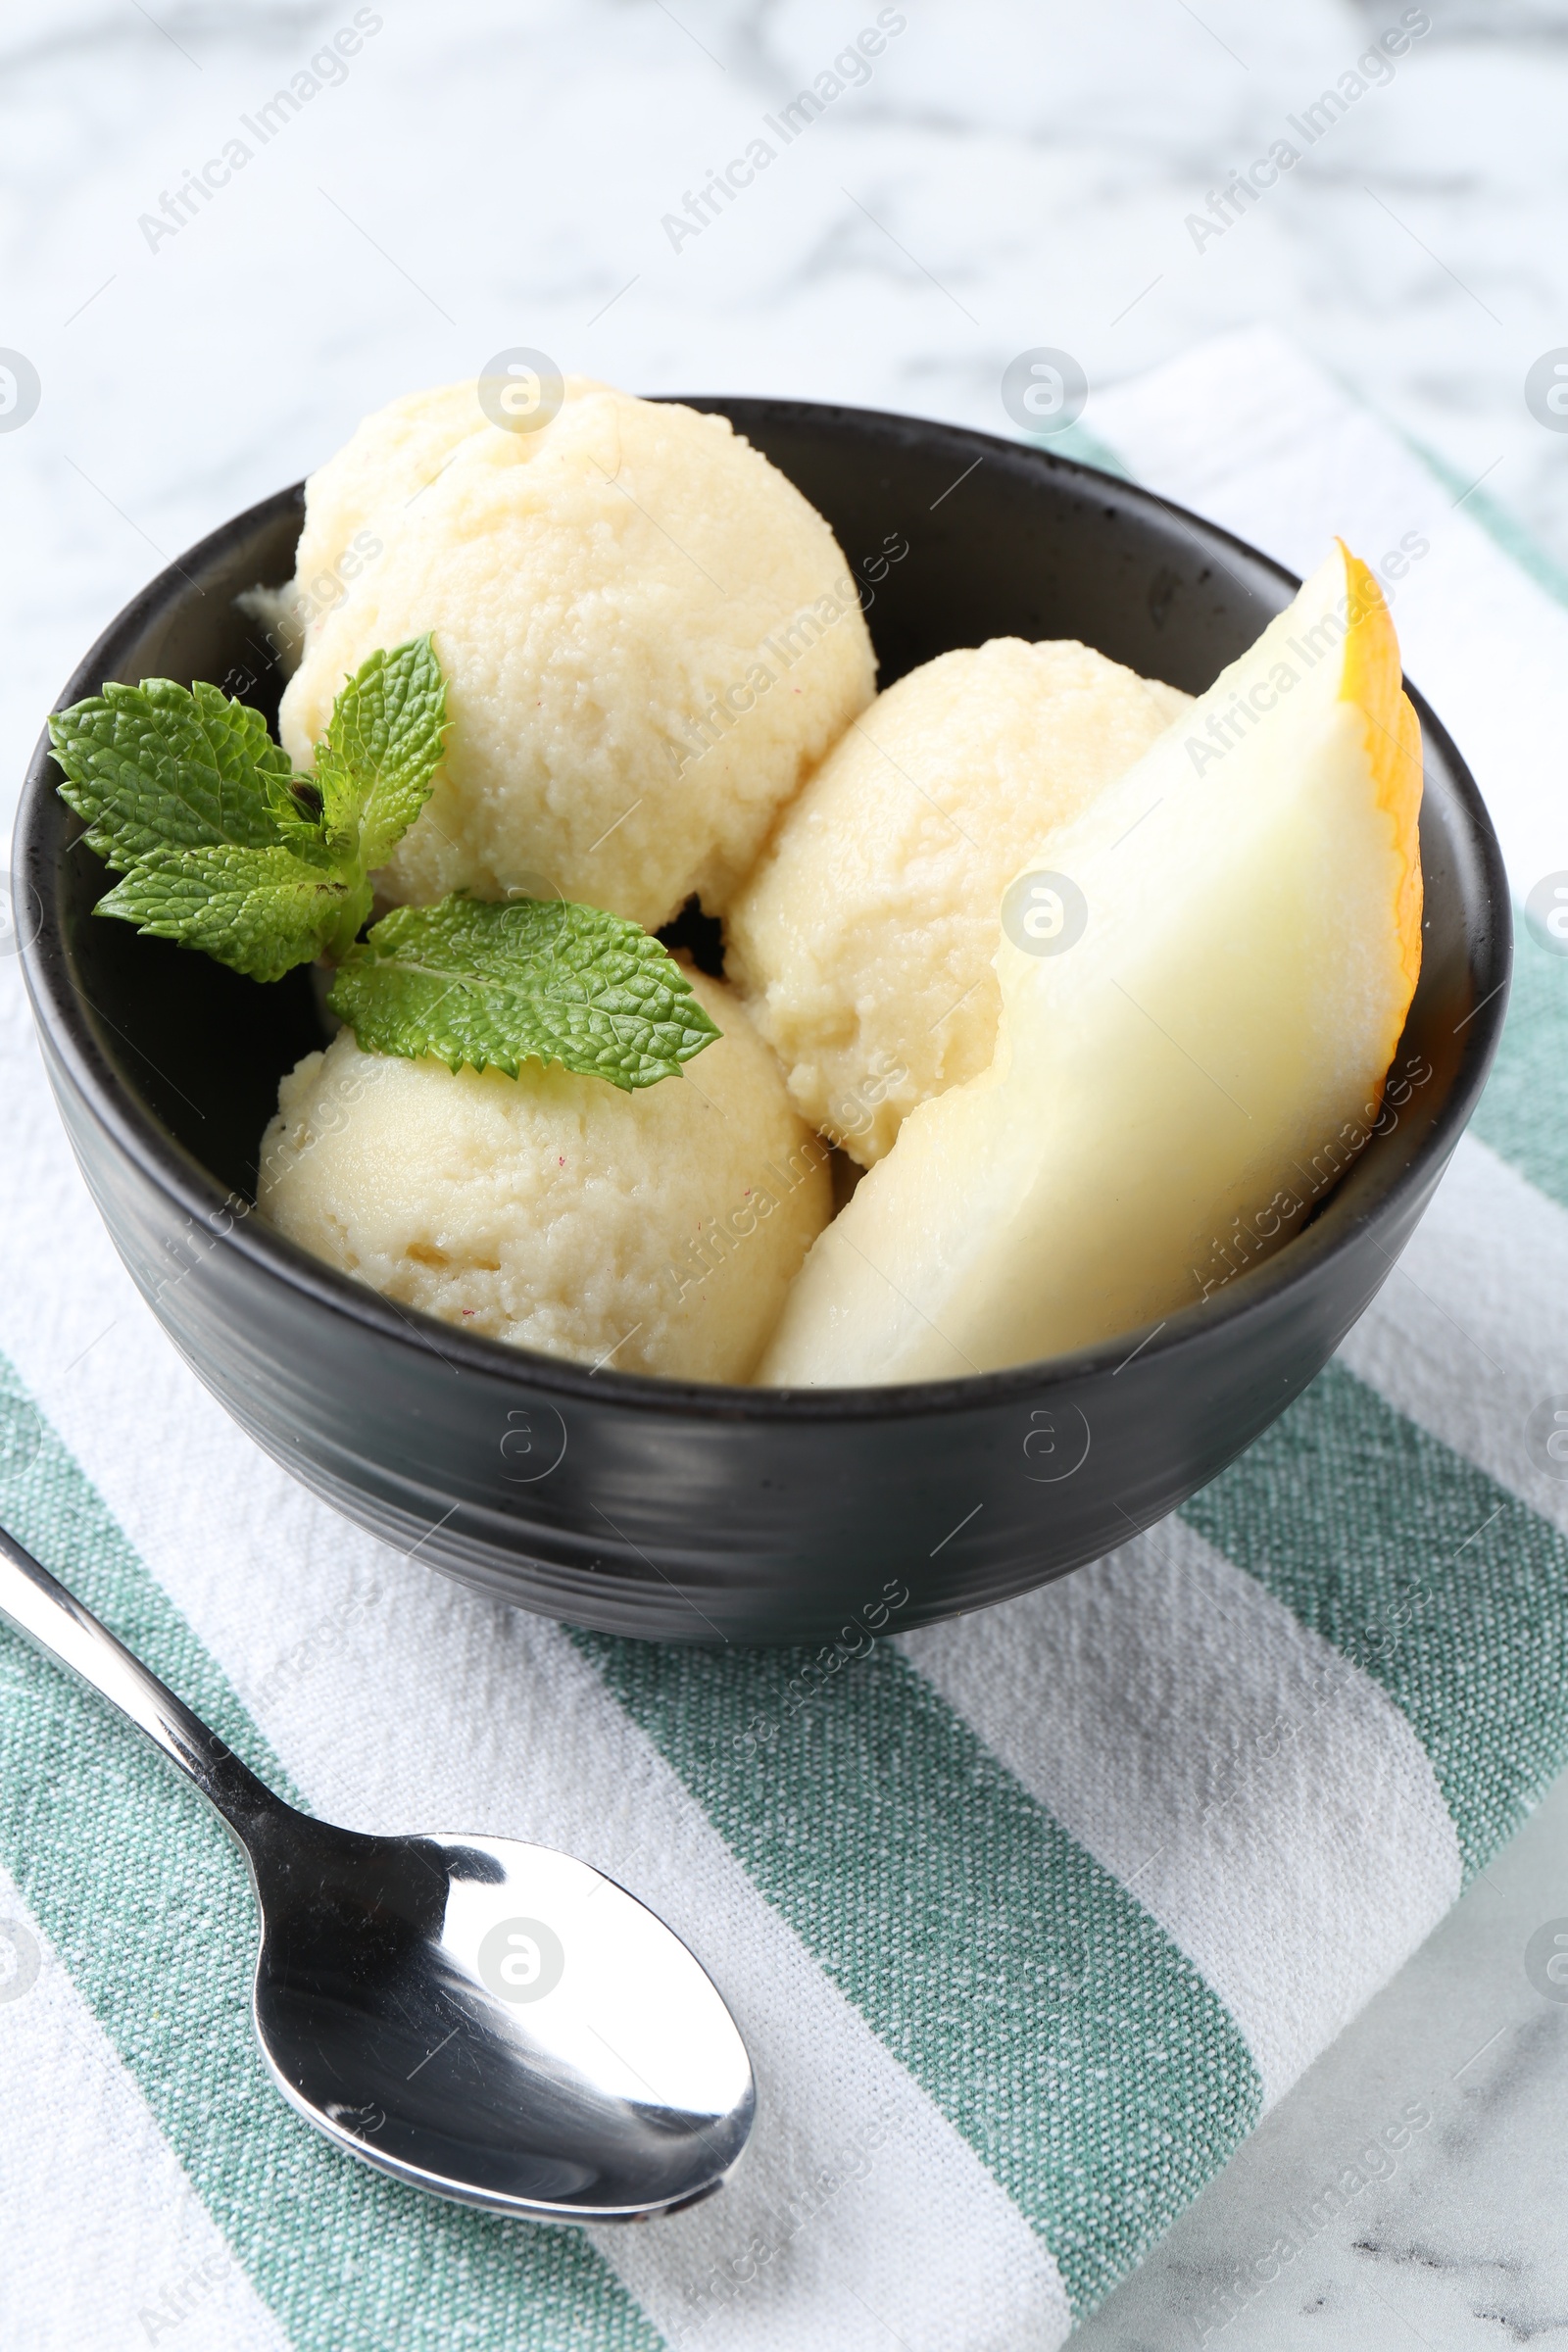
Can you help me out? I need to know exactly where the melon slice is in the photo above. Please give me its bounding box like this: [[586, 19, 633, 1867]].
[[756, 542, 1424, 1388]]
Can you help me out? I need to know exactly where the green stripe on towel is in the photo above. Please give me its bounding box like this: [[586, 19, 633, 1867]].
[[1469, 910, 1568, 1213], [1182, 1358, 1568, 1878], [0, 1354, 664, 2352], [576, 1632, 1261, 2317]]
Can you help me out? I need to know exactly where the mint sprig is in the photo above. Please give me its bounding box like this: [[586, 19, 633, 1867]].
[[329, 897, 720, 1091], [50, 636, 447, 976], [49, 638, 720, 1091]]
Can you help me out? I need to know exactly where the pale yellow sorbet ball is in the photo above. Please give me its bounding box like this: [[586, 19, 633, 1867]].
[[276, 378, 876, 931], [257, 970, 832, 1383], [726, 639, 1191, 1165]]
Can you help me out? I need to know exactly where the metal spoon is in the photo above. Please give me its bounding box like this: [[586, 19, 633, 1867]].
[[0, 1520, 755, 2219]]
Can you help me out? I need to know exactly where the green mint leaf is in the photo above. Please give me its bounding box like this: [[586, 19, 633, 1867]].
[[52, 643, 455, 994], [49, 678, 307, 867], [327, 895, 721, 1090], [314, 636, 448, 868], [97, 846, 370, 984]]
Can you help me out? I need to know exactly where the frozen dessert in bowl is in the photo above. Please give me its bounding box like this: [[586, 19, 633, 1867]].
[[259, 967, 830, 1384], [273, 378, 875, 931], [231, 380, 1419, 1393], [15, 391, 1509, 1640], [727, 636, 1193, 1165]]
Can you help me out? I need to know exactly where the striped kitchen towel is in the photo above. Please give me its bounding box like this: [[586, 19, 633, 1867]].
[[2, 325, 1567, 2352]]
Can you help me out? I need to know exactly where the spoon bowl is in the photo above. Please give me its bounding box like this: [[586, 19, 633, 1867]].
[[247, 1814, 755, 2217], [0, 1518, 755, 2219]]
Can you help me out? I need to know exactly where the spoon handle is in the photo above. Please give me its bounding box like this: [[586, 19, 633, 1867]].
[[0, 1518, 284, 1845]]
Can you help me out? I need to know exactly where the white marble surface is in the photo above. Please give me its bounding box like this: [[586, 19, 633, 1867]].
[[1077, 1766, 1568, 2350], [3, 3, 1568, 2344]]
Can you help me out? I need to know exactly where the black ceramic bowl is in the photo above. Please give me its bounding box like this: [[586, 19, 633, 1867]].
[[16, 399, 1510, 1643]]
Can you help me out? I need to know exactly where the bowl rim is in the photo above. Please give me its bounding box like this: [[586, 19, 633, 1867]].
[[15, 397, 1513, 1427]]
